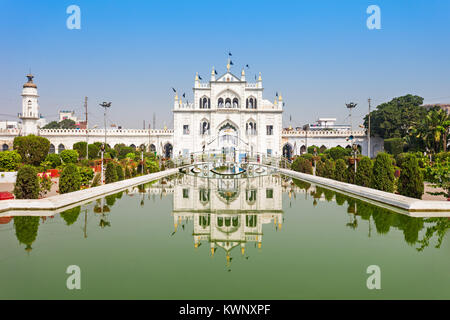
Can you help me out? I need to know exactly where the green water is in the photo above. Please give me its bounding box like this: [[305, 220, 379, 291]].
[[0, 174, 449, 299]]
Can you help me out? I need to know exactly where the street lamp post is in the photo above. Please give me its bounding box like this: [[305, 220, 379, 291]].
[[303, 124, 310, 154], [99, 102, 111, 184]]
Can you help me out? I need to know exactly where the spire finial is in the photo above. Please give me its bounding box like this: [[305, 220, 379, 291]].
[[227, 58, 231, 72]]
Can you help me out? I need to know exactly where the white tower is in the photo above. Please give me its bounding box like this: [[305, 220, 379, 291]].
[[20, 74, 40, 136]]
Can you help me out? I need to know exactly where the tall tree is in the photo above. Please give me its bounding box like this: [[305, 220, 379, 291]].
[[363, 95, 426, 139], [411, 107, 450, 153]]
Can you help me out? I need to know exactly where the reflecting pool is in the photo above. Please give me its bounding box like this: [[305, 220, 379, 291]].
[[0, 174, 449, 299]]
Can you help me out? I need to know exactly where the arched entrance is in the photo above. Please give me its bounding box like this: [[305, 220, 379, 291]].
[[282, 143, 293, 159], [58, 144, 65, 154], [163, 143, 173, 159], [2, 144, 9, 151], [217, 122, 239, 162]]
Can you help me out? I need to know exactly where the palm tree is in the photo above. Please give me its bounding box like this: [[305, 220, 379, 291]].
[[413, 107, 450, 153]]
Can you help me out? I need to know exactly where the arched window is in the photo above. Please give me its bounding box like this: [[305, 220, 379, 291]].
[[49, 144, 55, 154], [200, 120, 210, 135], [2, 144, 9, 151], [246, 120, 257, 135], [225, 98, 231, 108], [246, 97, 257, 109], [232, 98, 239, 108], [130, 144, 136, 150], [27, 100, 32, 116], [202, 97, 209, 109], [300, 145, 306, 154], [149, 144, 156, 152], [58, 144, 65, 154], [218, 98, 224, 108]]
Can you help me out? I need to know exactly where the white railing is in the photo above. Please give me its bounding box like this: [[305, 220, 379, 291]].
[[282, 129, 366, 137], [39, 128, 174, 136]]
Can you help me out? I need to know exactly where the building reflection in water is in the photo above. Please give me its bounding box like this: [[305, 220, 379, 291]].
[[172, 174, 283, 264]]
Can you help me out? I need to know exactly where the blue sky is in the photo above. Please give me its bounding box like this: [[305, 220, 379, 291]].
[[1, 0, 449, 129]]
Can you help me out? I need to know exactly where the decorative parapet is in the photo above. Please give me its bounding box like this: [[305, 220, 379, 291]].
[[39, 128, 174, 136], [0, 129, 21, 135], [245, 83, 259, 89], [281, 129, 367, 137]]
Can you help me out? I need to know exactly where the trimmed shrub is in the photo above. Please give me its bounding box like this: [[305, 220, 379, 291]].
[[307, 145, 319, 154], [88, 143, 100, 159], [13, 135, 50, 166], [347, 163, 356, 184], [91, 172, 101, 187], [105, 162, 118, 184], [124, 166, 131, 179], [329, 146, 350, 161], [59, 163, 82, 194], [116, 164, 124, 181], [126, 152, 136, 160], [73, 142, 87, 159], [323, 159, 336, 179], [0, 150, 22, 171], [146, 159, 160, 173], [398, 154, 424, 199], [371, 152, 395, 192], [60, 149, 79, 164], [79, 166, 94, 186], [60, 206, 81, 225], [13, 165, 39, 199], [334, 159, 348, 182], [315, 160, 326, 177], [291, 157, 313, 174], [355, 157, 373, 187], [44, 153, 61, 168], [384, 138, 404, 156]]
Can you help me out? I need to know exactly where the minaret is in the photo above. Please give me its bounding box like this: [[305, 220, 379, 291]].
[[195, 72, 200, 88], [278, 92, 283, 109], [257, 72, 262, 88], [173, 92, 179, 109], [241, 68, 245, 81], [211, 66, 216, 81], [20, 74, 40, 136]]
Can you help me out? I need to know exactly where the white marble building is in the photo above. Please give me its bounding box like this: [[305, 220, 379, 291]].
[[0, 71, 383, 158], [173, 61, 283, 161]]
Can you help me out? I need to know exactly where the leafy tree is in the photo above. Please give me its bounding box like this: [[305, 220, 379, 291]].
[[44, 153, 61, 168], [397, 154, 424, 199], [355, 157, 373, 187], [334, 159, 348, 182], [364, 94, 426, 139], [384, 138, 404, 155], [0, 150, 22, 171], [42, 121, 60, 129], [105, 162, 118, 184], [291, 157, 313, 174], [59, 119, 76, 129], [13, 165, 39, 199], [371, 152, 395, 192], [59, 163, 81, 194], [425, 158, 449, 199], [411, 107, 450, 153], [60, 149, 79, 164], [115, 144, 135, 160], [60, 206, 81, 225], [13, 135, 50, 166], [73, 141, 87, 159], [115, 164, 124, 181]]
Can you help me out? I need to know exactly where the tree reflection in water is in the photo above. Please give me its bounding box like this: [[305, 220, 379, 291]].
[[292, 179, 449, 251], [13, 216, 40, 252]]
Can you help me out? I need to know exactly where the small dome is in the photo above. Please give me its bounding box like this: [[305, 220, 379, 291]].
[[23, 74, 37, 88]]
